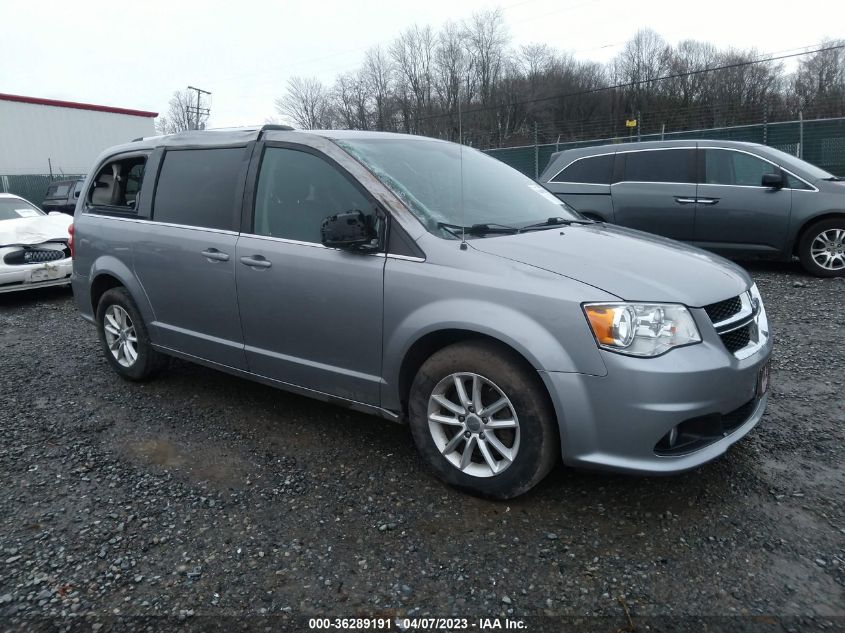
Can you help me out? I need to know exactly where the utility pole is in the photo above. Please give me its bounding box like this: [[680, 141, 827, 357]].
[[187, 86, 211, 130]]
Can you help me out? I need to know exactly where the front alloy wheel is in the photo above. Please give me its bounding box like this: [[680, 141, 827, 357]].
[[427, 372, 520, 477], [409, 341, 559, 499]]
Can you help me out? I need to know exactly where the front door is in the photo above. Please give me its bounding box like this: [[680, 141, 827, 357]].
[[236, 145, 385, 405], [694, 148, 792, 255], [611, 147, 698, 241]]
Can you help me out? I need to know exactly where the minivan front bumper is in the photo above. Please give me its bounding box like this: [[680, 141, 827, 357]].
[[541, 319, 773, 475]]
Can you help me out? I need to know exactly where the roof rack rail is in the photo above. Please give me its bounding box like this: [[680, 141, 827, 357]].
[[258, 123, 294, 138]]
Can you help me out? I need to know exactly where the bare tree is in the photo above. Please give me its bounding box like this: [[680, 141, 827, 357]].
[[791, 39, 845, 116], [333, 70, 371, 130], [155, 90, 204, 135], [463, 9, 509, 106], [275, 77, 334, 129], [390, 24, 437, 132], [362, 46, 396, 131]]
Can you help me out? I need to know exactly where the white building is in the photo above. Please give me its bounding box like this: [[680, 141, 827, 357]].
[[0, 93, 157, 176]]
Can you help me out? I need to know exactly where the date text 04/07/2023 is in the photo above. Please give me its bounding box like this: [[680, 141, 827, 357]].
[[307, 617, 527, 630]]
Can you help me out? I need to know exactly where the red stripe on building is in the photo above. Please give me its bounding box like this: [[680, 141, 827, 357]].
[[0, 93, 158, 118]]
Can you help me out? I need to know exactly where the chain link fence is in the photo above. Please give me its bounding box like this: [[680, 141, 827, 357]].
[[483, 116, 845, 179], [0, 174, 85, 206]]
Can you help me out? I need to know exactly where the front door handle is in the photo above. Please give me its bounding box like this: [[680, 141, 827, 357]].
[[697, 197, 720, 205], [240, 255, 272, 269], [201, 248, 229, 262], [674, 197, 697, 204]]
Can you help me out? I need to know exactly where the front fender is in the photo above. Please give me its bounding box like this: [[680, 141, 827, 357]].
[[381, 298, 608, 412]]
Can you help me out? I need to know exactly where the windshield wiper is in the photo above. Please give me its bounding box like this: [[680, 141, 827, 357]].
[[822, 176, 845, 181], [437, 222, 521, 237], [519, 216, 595, 231]]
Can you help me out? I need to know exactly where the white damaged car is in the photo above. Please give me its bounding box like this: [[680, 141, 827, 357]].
[[0, 193, 73, 294]]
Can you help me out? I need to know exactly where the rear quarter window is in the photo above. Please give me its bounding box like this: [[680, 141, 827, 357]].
[[549, 154, 614, 184], [152, 147, 246, 231]]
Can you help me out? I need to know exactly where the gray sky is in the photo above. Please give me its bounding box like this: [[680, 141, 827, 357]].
[[2, 0, 842, 128]]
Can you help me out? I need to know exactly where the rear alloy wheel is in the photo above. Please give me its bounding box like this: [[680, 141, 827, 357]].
[[798, 219, 845, 277], [409, 341, 558, 499], [96, 287, 163, 381]]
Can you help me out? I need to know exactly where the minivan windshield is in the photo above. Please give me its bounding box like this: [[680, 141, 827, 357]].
[[338, 138, 582, 238]]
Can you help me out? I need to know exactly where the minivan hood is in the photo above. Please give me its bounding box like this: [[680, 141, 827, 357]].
[[470, 224, 751, 306]]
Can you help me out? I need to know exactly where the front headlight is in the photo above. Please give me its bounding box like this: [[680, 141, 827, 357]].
[[583, 302, 701, 357]]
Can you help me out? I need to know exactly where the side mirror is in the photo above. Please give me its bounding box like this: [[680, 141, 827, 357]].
[[762, 172, 784, 189], [320, 210, 378, 251]]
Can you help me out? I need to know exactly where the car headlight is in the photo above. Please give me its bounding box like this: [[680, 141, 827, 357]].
[[583, 302, 701, 357]]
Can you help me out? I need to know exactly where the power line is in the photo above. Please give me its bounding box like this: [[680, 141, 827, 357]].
[[416, 43, 845, 122]]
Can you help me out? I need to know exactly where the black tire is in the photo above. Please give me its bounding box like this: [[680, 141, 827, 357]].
[[408, 340, 559, 499], [798, 218, 845, 277], [96, 287, 163, 381]]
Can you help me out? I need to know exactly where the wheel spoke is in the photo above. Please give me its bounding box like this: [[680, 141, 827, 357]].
[[480, 397, 508, 418], [104, 324, 120, 336], [453, 375, 471, 408], [442, 432, 465, 456], [125, 343, 138, 363], [471, 374, 483, 411], [108, 338, 120, 351], [105, 313, 120, 331], [429, 413, 463, 427], [485, 418, 517, 429], [477, 439, 498, 474], [432, 394, 465, 416], [485, 433, 514, 462], [459, 436, 477, 470]]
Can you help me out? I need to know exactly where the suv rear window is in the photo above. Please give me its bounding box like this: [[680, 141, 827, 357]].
[[45, 184, 71, 199], [152, 148, 245, 231], [620, 149, 695, 183], [549, 154, 614, 184]]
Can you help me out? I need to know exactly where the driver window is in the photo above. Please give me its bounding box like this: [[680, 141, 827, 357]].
[[254, 147, 374, 243]]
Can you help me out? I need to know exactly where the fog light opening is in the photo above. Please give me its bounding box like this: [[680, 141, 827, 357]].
[[668, 426, 678, 448]]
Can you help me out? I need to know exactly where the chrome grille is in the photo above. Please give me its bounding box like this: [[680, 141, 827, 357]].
[[3, 247, 68, 266], [720, 324, 752, 354], [703, 296, 742, 323]]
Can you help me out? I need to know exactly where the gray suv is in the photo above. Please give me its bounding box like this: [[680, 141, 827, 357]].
[[70, 126, 772, 498], [540, 140, 845, 276]]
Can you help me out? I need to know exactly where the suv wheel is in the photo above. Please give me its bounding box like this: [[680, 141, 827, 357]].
[[96, 287, 163, 380], [798, 218, 845, 277], [408, 341, 558, 499]]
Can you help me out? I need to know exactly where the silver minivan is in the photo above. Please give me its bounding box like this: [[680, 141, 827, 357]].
[[71, 127, 772, 498], [540, 140, 845, 276]]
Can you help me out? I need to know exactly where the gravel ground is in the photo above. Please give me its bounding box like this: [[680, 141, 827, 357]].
[[0, 262, 843, 632]]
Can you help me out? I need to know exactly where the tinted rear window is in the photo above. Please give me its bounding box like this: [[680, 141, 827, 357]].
[[621, 149, 695, 183], [46, 184, 71, 198], [153, 148, 245, 230], [550, 154, 614, 184]]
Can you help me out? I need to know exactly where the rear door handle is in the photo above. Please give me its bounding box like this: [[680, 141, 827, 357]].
[[674, 197, 696, 204], [697, 197, 720, 205], [240, 255, 272, 269], [201, 248, 229, 262]]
